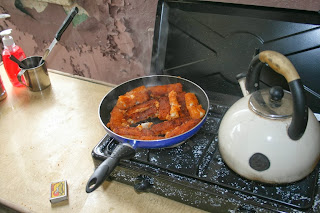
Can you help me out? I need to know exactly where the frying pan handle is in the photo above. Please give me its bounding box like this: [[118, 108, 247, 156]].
[[86, 142, 136, 193]]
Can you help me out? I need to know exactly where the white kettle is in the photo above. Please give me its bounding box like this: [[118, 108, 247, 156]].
[[218, 50, 320, 184]]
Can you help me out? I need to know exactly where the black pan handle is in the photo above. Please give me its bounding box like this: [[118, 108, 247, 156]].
[[86, 141, 136, 193], [55, 7, 78, 41]]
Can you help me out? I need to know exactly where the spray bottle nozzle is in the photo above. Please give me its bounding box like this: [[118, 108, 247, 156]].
[[0, 29, 12, 37], [0, 29, 14, 47], [0, 13, 12, 40]]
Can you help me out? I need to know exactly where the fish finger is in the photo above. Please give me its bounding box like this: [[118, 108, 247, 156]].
[[185, 93, 206, 119], [165, 119, 201, 138], [126, 99, 159, 116], [176, 92, 189, 118], [167, 90, 181, 120], [116, 86, 150, 110], [148, 83, 183, 97], [126, 105, 159, 124], [107, 106, 129, 130], [151, 117, 189, 135], [113, 126, 155, 137], [158, 96, 170, 120]]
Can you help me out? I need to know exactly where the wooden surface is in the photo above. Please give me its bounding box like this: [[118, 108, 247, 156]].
[[0, 65, 204, 213]]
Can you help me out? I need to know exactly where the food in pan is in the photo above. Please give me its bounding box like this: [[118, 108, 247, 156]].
[[185, 92, 206, 119], [151, 117, 189, 135], [107, 83, 205, 140], [158, 96, 170, 120], [165, 118, 201, 138], [126, 99, 160, 124], [107, 106, 128, 130], [116, 85, 149, 110], [167, 90, 181, 120], [147, 83, 183, 98]]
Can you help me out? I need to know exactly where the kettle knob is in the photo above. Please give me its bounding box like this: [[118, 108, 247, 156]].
[[269, 86, 284, 102]]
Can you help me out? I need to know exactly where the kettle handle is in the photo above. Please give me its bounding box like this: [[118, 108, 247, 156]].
[[259, 51, 300, 82], [246, 50, 308, 140]]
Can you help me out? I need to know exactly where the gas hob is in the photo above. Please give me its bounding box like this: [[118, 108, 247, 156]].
[[91, 0, 320, 212], [91, 97, 319, 212]]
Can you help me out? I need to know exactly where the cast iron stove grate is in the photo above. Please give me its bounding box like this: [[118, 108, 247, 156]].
[[91, 100, 319, 212]]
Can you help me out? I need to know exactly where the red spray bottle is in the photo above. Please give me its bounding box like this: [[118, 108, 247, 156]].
[[0, 29, 26, 87]]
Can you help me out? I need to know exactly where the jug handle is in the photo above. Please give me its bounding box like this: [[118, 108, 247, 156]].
[[246, 50, 308, 141], [17, 69, 29, 88]]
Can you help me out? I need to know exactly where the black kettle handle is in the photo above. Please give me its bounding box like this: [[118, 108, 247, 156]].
[[245, 50, 308, 140], [86, 142, 136, 193]]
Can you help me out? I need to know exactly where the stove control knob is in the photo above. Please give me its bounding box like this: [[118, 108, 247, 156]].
[[134, 175, 153, 193]]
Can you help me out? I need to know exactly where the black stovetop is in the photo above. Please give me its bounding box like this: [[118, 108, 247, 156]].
[[91, 0, 320, 212]]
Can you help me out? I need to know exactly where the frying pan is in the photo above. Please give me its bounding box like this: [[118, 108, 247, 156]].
[[86, 75, 209, 193]]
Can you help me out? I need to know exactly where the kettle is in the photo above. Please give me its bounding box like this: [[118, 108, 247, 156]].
[[218, 50, 320, 184]]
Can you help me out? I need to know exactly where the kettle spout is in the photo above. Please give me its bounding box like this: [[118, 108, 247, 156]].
[[236, 73, 250, 97]]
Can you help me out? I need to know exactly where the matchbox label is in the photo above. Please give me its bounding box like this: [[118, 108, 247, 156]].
[[51, 181, 66, 198]]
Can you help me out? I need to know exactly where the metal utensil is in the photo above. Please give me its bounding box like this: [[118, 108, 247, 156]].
[[39, 7, 78, 66], [17, 56, 51, 92], [9, 55, 28, 69]]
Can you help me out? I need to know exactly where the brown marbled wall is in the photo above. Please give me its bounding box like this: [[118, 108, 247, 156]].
[[0, 0, 158, 85], [0, 0, 319, 85]]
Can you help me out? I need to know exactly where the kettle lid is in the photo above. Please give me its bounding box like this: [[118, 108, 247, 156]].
[[249, 86, 293, 119]]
